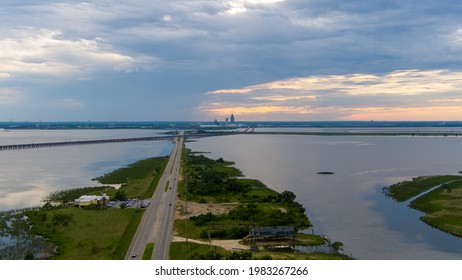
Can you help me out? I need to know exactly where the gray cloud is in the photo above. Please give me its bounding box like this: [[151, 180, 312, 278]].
[[1, 1, 462, 120], [199, 69, 462, 120]]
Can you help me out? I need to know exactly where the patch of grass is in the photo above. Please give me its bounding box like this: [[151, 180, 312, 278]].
[[142, 243, 155, 260], [383, 175, 462, 202], [175, 201, 310, 241], [113, 209, 144, 259], [95, 157, 167, 184], [169, 242, 227, 260], [174, 219, 205, 241], [169, 241, 348, 260], [26, 207, 143, 259], [43, 186, 113, 205], [409, 180, 462, 237], [293, 233, 326, 246], [144, 157, 169, 198], [95, 156, 169, 199], [252, 251, 350, 260]]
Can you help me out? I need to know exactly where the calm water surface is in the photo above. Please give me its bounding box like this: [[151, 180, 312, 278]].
[[3, 129, 462, 259], [0, 130, 172, 211], [187, 134, 462, 259]]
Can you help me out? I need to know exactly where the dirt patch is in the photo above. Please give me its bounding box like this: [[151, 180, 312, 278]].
[[174, 198, 237, 219], [173, 198, 247, 251], [173, 236, 249, 251]]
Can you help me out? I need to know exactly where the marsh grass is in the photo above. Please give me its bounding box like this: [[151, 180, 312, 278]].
[[383, 175, 462, 202], [21, 156, 168, 259], [410, 180, 462, 237], [96, 156, 169, 198], [27, 207, 143, 259]]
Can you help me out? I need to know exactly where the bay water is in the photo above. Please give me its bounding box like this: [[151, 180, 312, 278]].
[[0, 129, 172, 211], [187, 133, 462, 259], [2, 128, 462, 259]]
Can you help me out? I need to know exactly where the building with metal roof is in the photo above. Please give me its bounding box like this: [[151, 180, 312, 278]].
[[250, 226, 295, 237]]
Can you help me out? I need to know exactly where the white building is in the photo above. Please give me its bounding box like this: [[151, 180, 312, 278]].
[[75, 193, 110, 207]]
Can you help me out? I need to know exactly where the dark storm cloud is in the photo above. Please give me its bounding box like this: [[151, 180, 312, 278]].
[[1, 1, 462, 120]]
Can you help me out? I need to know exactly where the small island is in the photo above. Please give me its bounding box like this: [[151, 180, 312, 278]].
[[317, 171, 335, 175], [383, 175, 462, 237]]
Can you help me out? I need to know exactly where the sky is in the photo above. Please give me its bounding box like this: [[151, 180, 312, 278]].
[[1, 0, 462, 122]]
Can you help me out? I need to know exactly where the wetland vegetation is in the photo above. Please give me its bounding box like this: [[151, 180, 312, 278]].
[[383, 175, 462, 237], [2, 147, 348, 260], [173, 148, 349, 260], [1, 156, 168, 259]]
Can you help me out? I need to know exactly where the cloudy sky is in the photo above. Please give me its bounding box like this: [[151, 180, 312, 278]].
[[1, 0, 462, 121]]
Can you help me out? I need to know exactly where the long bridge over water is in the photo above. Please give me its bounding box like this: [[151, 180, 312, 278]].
[[0, 131, 251, 151]]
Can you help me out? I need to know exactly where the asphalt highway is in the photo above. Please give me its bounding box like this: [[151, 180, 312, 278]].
[[125, 133, 183, 260]]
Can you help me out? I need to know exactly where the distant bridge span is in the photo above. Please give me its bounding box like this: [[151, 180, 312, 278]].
[[0, 136, 175, 151], [0, 131, 251, 151]]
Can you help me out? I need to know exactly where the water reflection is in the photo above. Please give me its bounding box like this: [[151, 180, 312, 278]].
[[187, 134, 462, 259], [0, 130, 172, 211]]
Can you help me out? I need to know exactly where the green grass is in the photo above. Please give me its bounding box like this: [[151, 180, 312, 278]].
[[174, 219, 204, 240], [26, 207, 143, 259], [252, 251, 350, 260], [20, 156, 167, 260], [385, 176, 462, 237], [142, 243, 155, 260], [95, 156, 169, 199], [174, 200, 310, 242], [113, 208, 144, 259], [169, 241, 349, 260], [169, 242, 227, 260], [383, 175, 462, 202], [43, 186, 112, 205], [95, 157, 167, 184], [409, 180, 462, 237], [293, 233, 326, 246], [144, 158, 169, 198], [176, 146, 347, 260]]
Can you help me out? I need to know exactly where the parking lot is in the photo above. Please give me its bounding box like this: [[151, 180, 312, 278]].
[[106, 198, 150, 209]]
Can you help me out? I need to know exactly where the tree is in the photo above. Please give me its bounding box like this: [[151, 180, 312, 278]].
[[52, 213, 74, 227], [24, 251, 35, 260], [280, 190, 296, 203], [228, 251, 252, 260], [331, 241, 344, 253], [115, 190, 128, 201], [42, 202, 53, 210]]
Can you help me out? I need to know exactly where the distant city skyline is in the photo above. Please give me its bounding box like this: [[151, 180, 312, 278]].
[[1, 1, 462, 121]]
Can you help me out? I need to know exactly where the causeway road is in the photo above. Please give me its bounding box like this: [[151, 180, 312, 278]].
[[125, 133, 183, 260]]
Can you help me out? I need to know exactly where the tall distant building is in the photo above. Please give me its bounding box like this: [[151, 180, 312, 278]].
[[230, 114, 235, 124]]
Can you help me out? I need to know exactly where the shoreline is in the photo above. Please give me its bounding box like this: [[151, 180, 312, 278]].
[[171, 147, 349, 260], [383, 175, 462, 238], [253, 131, 462, 137]]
